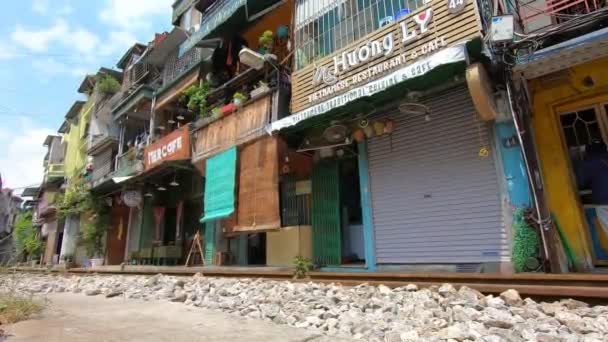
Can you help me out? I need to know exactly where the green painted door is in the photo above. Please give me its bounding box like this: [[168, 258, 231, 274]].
[[312, 160, 341, 266]]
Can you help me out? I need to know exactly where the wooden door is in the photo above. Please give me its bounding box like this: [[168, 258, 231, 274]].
[[106, 205, 130, 265]]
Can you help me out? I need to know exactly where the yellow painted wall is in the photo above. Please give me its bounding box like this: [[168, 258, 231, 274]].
[[63, 97, 94, 184], [529, 56, 608, 270], [266, 226, 312, 266]]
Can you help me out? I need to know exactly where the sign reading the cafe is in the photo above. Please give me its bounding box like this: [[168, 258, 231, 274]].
[[290, 0, 482, 115], [144, 125, 191, 170]]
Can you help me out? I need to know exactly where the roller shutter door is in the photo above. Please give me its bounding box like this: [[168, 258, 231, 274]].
[[367, 85, 507, 264]]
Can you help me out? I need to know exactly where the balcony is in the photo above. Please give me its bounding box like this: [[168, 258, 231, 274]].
[[43, 163, 65, 184], [161, 47, 205, 90], [113, 149, 144, 178], [518, 0, 603, 33]]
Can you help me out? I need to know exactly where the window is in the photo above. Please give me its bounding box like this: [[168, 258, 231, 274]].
[[294, 0, 425, 69]]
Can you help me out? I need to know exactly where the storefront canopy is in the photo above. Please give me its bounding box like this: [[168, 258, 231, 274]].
[[200, 146, 237, 223], [513, 27, 608, 80], [268, 42, 471, 133]]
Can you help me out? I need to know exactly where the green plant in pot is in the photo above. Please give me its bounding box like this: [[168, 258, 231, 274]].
[[233, 92, 247, 107], [81, 217, 109, 267], [95, 74, 121, 95], [181, 82, 210, 118], [211, 107, 222, 119], [258, 30, 274, 53]]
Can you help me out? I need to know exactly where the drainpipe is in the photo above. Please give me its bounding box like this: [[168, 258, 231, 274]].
[[505, 78, 565, 273], [148, 95, 157, 145]]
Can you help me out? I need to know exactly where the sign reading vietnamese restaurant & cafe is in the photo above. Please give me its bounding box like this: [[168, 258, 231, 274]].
[[270, 0, 482, 132]]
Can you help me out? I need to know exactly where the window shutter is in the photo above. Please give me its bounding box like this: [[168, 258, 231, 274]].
[[235, 136, 280, 232]]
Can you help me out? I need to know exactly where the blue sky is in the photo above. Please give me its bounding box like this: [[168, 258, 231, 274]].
[[0, 0, 174, 192]]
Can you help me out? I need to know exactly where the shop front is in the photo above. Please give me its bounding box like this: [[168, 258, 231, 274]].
[[126, 124, 203, 265], [192, 93, 311, 266], [270, 0, 514, 271], [516, 52, 608, 271]]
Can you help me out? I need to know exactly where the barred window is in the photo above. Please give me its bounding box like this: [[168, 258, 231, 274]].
[[294, 0, 427, 70]]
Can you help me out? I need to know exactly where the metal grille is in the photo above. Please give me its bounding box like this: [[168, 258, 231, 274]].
[[294, 0, 426, 70], [311, 160, 342, 266], [162, 47, 204, 86], [559, 108, 605, 160]]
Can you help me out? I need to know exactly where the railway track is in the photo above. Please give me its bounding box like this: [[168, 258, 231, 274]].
[[12, 266, 608, 302]]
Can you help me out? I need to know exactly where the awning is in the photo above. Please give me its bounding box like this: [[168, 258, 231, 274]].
[[200, 146, 237, 223], [234, 136, 281, 232], [111, 85, 154, 120], [268, 42, 469, 133], [178, 0, 283, 57], [145, 28, 188, 67], [513, 27, 608, 80]]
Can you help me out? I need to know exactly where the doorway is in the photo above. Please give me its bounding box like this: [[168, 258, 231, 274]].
[[311, 152, 365, 267], [558, 103, 608, 264]]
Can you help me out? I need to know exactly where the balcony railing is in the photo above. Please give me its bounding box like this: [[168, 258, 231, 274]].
[[45, 164, 65, 178], [162, 47, 204, 87], [42, 163, 65, 184], [113, 149, 144, 178], [518, 0, 602, 33]]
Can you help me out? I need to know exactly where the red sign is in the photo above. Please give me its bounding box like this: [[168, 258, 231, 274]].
[[144, 125, 191, 170]]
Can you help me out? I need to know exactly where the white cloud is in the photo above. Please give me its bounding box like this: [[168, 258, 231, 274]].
[[99, 0, 172, 30], [58, 4, 74, 16], [11, 20, 69, 53], [0, 41, 17, 60], [32, 0, 49, 14], [99, 31, 139, 57], [32, 57, 88, 78], [11, 20, 101, 56], [0, 119, 52, 191]]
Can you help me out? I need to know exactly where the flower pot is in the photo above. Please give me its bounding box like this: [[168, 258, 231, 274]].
[[352, 129, 365, 142], [233, 98, 244, 108], [90, 258, 104, 268], [251, 86, 269, 99], [220, 103, 237, 116]]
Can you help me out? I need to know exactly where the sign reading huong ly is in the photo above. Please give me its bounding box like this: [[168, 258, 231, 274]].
[[291, 0, 482, 114]]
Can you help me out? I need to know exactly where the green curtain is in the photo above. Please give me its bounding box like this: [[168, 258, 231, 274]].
[[200, 147, 237, 223]]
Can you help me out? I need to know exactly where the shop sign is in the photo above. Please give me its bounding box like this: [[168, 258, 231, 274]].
[[269, 44, 467, 132], [290, 0, 481, 115], [144, 125, 191, 170], [308, 9, 445, 105], [447, 0, 467, 14]]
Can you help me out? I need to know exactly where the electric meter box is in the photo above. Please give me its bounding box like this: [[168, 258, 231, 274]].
[[491, 15, 514, 43]]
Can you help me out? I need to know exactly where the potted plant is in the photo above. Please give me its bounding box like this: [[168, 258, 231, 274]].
[[181, 82, 210, 119], [81, 202, 110, 268], [233, 92, 247, 107], [258, 30, 274, 53], [95, 74, 121, 95], [251, 81, 270, 99], [211, 107, 222, 120]]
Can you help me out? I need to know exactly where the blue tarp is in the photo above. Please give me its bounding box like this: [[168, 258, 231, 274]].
[[200, 146, 237, 223]]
